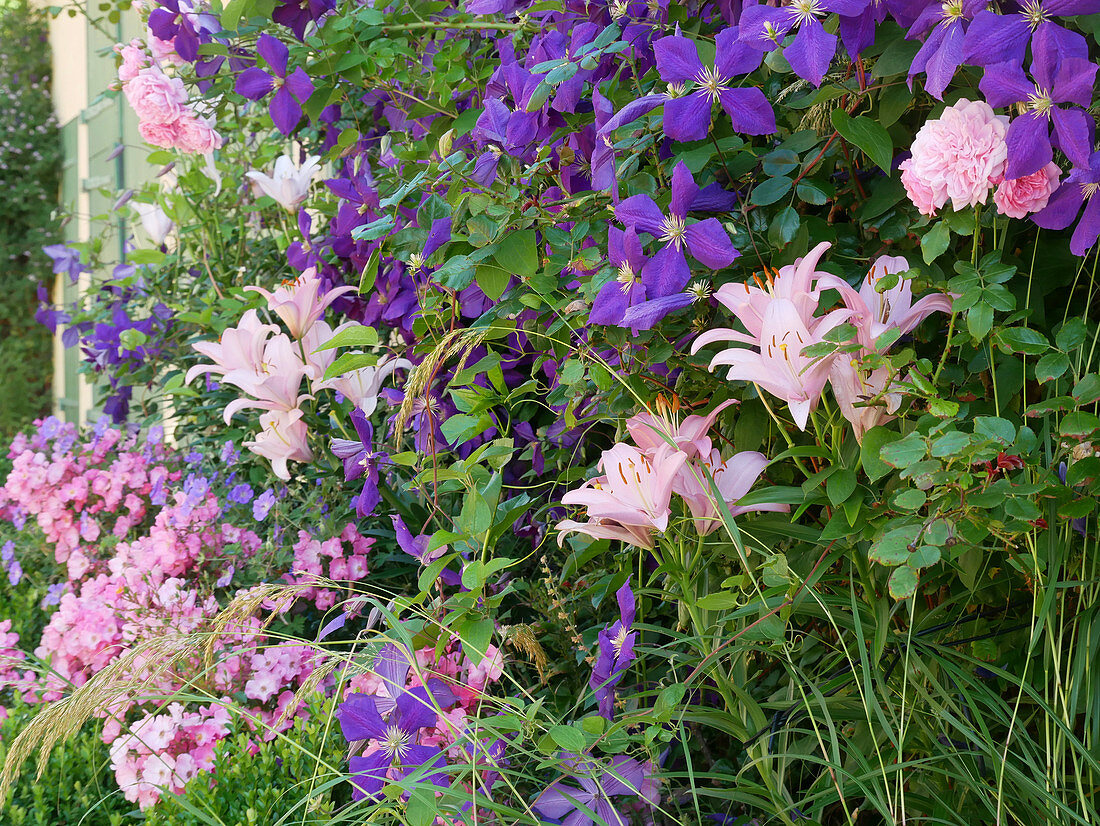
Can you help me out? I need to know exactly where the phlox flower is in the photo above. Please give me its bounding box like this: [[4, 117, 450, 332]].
[[556, 443, 687, 549]]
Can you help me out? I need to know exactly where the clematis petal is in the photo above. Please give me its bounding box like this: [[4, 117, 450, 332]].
[[654, 35, 705, 83], [641, 244, 691, 297], [961, 11, 1030, 68], [716, 26, 765, 76], [336, 693, 388, 742], [670, 161, 700, 219], [270, 86, 303, 136], [235, 67, 275, 100], [978, 61, 1034, 109], [1031, 176, 1083, 230], [284, 66, 315, 103], [590, 279, 639, 326], [685, 218, 739, 269], [615, 194, 666, 236], [718, 86, 776, 135], [1070, 188, 1100, 256], [257, 33, 290, 77], [1051, 106, 1095, 170], [921, 21, 965, 100], [1052, 58, 1099, 108], [349, 752, 390, 801], [621, 293, 694, 331], [599, 94, 665, 134], [1005, 113, 1053, 180], [785, 20, 837, 87], [662, 92, 713, 142]]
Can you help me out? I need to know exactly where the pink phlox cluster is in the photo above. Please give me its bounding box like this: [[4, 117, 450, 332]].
[[108, 702, 232, 809], [115, 39, 223, 155], [287, 524, 374, 610]]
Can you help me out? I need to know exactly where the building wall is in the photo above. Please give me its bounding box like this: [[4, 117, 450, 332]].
[[43, 4, 146, 423]]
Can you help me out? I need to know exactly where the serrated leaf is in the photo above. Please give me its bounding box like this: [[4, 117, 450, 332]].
[[921, 221, 951, 264]]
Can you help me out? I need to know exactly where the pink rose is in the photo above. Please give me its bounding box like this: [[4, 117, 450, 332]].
[[138, 118, 181, 148], [116, 40, 150, 84], [124, 67, 187, 124], [901, 98, 1009, 216], [994, 162, 1061, 219], [175, 113, 223, 154]]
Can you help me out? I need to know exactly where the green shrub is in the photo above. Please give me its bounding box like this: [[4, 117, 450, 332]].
[[0, 702, 131, 826], [143, 700, 348, 826]]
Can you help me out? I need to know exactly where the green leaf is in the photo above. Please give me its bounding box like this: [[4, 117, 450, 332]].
[[749, 176, 792, 206], [880, 432, 926, 468], [967, 303, 994, 341], [1035, 351, 1070, 383], [921, 221, 951, 264], [888, 565, 919, 599], [768, 206, 800, 245], [861, 426, 902, 481], [1061, 411, 1100, 438], [313, 325, 379, 351], [830, 109, 893, 172], [359, 245, 381, 293], [994, 326, 1049, 355], [492, 230, 539, 277], [548, 725, 587, 754], [826, 468, 857, 505], [893, 488, 927, 510], [1073, 374, 1100, 404], [459, 616, 494, 664], [475, 264, 511, 300], [973, 416, 1015, 445]]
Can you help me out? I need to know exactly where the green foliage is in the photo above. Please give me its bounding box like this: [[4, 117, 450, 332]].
[[143, 702, 347, 826], [0, 703, 129, 826], [0, 0, 61, 438]]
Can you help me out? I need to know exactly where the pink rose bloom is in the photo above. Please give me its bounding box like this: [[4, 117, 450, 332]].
[[124, 67, 188, 124], [138, 118, 182, 149], [148, 30, 185, 66], [116, 40, 150, 84], [994, 162, 1061, 219], [175, 113, 223, 155], [900, 98, 1008, 216]]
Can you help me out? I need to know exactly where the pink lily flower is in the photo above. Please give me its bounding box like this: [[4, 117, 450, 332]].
[[694, 297, 849, 430], [245, 266, 357, 339], [318, 355, 412, 415], [185, 309, 278, 385], [221, 333, 311, 424], [694, 241, 837, 353], [556, 443, 688, 549], [244, 407, 313, 480], [626, 398, 738, 460], [673, 449, 789, 536], [830, 359, 901, 441], [818, 254, 954, 352]]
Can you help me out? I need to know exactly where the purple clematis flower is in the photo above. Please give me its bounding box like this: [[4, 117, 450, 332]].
[[235, 34, 314, 136], [590, 578, 637, 720], [330, 408, 388, 518], [653, 28, 775, 141], [739, 0, 866, 87], [1033, 150, 1100, 256], [615, 162, 739, 297], [590, 226, 649, 327], [42, 244, 86, 284], [147, 0, 219, 63], [979, 28, 1097, 179], [533, 754, 649, 826], [272, 0, 335, 39], [336, 687, 455, 801], [961, 0, 1094, 70], [905, 0, 983, 100]]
